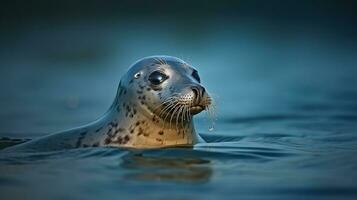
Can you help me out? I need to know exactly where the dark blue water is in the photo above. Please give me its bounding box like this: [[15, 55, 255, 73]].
[[1, 2, 357, 199]]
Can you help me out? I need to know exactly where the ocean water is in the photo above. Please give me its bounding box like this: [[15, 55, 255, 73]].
[[1, 5, 357, 199]]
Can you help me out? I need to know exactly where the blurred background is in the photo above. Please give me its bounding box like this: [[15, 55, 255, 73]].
[[1, 1, 357, 199], [0, 0, 356, 138]]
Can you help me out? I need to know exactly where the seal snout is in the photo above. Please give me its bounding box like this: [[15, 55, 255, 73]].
[[190, 85, 210, 115]]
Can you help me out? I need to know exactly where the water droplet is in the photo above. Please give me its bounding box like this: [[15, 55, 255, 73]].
[[208, 124, 215, 132]]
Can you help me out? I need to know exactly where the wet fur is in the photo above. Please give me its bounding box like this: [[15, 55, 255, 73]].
[[4, 56, 212, 152]]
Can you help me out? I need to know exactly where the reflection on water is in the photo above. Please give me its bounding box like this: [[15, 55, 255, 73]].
[[121, 153, 212, 183]]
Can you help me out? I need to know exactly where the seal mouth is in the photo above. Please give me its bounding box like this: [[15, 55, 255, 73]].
[[190, 105, 205, 115]]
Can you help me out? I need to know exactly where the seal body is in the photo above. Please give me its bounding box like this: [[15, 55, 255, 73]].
[[5, 56, 211, 152]]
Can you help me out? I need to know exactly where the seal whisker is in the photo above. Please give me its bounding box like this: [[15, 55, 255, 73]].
[[186, 101, 194, 138], [169, 104, 182, 130], [159, 58, 166, 65], [154, 98, 177, 114], [174, 105, 181, 133], [156, 96, 177, 106], [176, 105, 185, 132], [153, 94, 180, 112], [176, 105, 185, 133], [158, 100, 178, 120], [158, 104, 176, 128], [183, 106, 189, 136], [181, 105, 186, 129], [157, 93, 180, 116], [165, 102, 179, 130], [153, 57, 163, 65], [182, 105, 188, 131], [154, 57, 166, 65], [161, 57, 168, 65], [186, 105, 191, 119], [184, 104, 189, 126], [155, 95, 179, 115], [162, 102, 180, 128]]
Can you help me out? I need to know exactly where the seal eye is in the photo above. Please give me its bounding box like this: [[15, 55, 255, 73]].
[[192, 70, 201, 83], [134, 72, 141, 79], [148, 71, 169, 85]]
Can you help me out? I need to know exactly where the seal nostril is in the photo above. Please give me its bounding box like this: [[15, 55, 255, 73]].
[[192, 87, 199, 98], [191, 86, 205, 96], [191, 86, 205, 104]]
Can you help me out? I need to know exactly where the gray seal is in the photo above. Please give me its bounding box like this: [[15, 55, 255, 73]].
[[6, 55, 212, 152]]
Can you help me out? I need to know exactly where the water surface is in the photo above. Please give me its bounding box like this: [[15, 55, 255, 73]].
[[1, 2, 357, 199]]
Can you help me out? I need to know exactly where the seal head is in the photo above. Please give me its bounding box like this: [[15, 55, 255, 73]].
[[108, 55, 211, 148]]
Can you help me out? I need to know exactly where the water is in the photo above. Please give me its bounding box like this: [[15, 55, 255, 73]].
[[1, 1, 357, 199]]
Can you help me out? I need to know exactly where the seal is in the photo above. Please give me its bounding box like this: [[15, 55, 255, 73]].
[[5, 55, 212, 152]]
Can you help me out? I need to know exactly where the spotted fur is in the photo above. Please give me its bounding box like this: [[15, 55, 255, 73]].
[[5, 56, 210, 152]]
